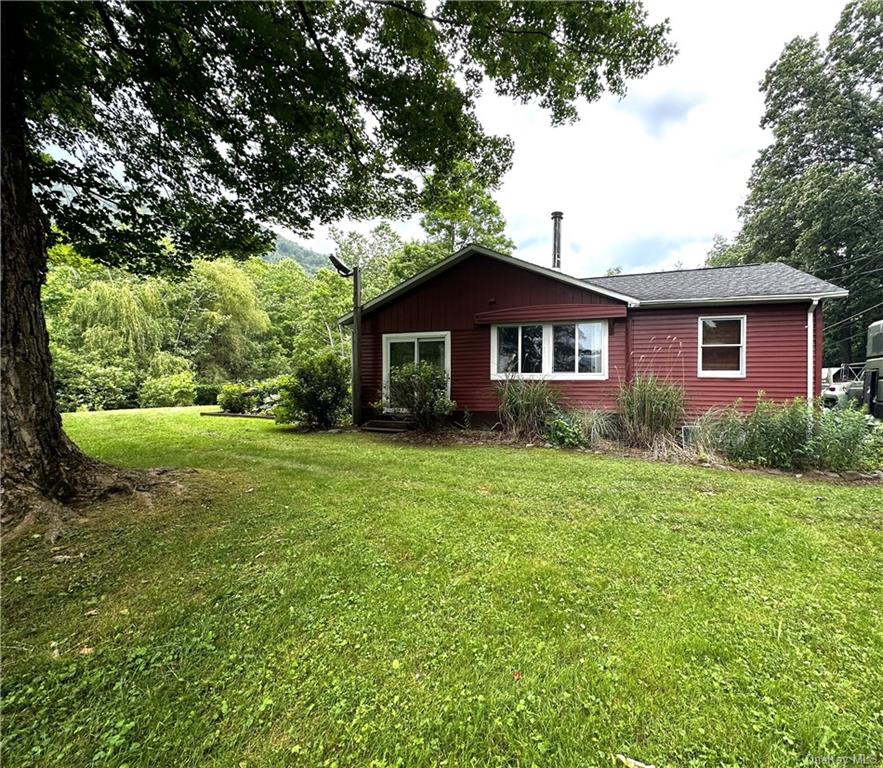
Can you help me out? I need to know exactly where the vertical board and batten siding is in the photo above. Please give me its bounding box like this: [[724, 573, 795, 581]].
[[629, 303, 821, 416], [359, 254, 626, 413]]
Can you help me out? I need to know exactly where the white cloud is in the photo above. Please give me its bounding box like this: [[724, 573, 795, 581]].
[[282, 1, 843, 275]]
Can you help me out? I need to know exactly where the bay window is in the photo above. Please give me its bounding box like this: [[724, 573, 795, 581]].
[[491, 321, 608, 380], [698, 315, 746, 377]]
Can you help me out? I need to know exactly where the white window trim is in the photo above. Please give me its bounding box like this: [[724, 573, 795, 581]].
[[489, 322, 608, 381], [382, 331, 452, 407], [697, 315, 747, 379]]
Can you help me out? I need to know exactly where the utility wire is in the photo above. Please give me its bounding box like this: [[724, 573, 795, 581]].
[[817, 252, 873, 269], [813, 253, 877, 275], [826, 299, 883, 331], [840, 326, 872, 344]]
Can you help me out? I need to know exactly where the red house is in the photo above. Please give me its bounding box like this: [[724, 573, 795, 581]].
[[341, 243, 847, 423]]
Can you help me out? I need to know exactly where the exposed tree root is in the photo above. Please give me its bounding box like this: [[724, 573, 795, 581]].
[[1, 459, 180, 543]]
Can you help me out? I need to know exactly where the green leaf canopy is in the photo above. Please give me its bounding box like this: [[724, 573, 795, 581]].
[[20, 0, 674, 272]]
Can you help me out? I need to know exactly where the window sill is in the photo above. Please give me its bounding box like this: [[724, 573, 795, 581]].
[[490, 372, 608, 382], [697, 371, 746, 379]]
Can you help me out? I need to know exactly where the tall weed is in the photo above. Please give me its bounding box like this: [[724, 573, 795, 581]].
[[694, 397, 882, 471]]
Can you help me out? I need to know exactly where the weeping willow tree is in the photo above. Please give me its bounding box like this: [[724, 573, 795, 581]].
[[61, 279, 169, 367]]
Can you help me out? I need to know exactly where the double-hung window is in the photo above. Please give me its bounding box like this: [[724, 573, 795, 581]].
[[698, 316, 746, 377], [491, 321, 608, 380]]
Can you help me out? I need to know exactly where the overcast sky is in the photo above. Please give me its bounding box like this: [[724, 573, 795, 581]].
[[283, 0, 843, 277]]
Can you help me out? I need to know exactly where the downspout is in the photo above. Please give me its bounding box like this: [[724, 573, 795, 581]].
[[806, 299, 819, 402]]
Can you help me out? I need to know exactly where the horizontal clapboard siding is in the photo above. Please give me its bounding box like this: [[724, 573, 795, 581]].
[[474, 303, 627, 324], [629, 303, 818, 416]]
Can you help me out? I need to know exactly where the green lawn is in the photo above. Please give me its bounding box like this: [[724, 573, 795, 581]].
[[3, 408, 882, 767]]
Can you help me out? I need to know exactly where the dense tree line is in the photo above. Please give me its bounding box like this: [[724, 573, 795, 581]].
[[707, 1, 882, 365], [44, 161, 516, 411], [45, 248, 311, 410]]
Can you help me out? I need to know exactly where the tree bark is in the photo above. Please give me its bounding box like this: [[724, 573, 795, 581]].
[[1, 5, 136, 533]]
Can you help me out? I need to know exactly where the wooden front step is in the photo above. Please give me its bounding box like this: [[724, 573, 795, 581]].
[[361, 418, 415, 433]]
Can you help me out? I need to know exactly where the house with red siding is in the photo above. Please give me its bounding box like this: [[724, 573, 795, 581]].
[[340, 241, 847, 424]]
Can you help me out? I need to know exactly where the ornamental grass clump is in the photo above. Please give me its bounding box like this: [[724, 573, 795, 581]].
[[496, 378, 559, 440], [572, 408, 620, 447], [616, 375, 685, 448], [545, 408, 619, 449]]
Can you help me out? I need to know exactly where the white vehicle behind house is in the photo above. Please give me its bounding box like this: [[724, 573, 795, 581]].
[[821, 320, 883, 416], [821, 363, 864, 408]]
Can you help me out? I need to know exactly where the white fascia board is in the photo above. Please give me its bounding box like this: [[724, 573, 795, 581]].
[[637, 291, 849, 307]]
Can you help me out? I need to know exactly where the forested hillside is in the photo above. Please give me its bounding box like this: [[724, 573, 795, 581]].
[[264, 235, 328, 274], [44, 246, 348, 411]]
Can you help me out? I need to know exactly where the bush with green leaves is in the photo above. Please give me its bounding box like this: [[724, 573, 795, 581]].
[[61, 363, 138, 412], [545, 408, 619, 449], [53, 346, 139, 412], [810, 404, 882, 471], [616, 375, 685, 448], [217, 383, 257, 414], [695, 400, 796, 469], [138, 372, 196, 408], [694, 398, 882, 472], [386, 361, 456, 431], [275, 351, 350, 429], [251, 376, 286, 415], [194, 383, 221, 406], [496, 378, 559, 440], [744, 396, 814, 469], [146, 352, 192, 379], [545, 412, 585, 448], [696, 396, 813, 470], [216, 378, 286, 415]]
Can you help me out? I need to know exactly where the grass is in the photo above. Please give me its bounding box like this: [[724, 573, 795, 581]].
[[2, 407, 882, 767]]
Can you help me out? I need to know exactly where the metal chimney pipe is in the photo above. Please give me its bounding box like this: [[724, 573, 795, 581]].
[[551, 211, 563, 269]]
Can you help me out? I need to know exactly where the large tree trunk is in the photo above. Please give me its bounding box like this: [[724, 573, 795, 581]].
[[1, 6, 136, 533]]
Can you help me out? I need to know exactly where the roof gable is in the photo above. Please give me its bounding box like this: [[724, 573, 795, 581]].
[[339, 244, 637, 325], [339, 249, 849, 325]]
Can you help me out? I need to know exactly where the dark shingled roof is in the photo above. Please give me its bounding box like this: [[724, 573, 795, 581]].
[[583, 262, 847, 303]]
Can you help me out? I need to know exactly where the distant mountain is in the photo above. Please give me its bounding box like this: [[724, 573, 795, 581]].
[[263, 234, 328, 275]]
